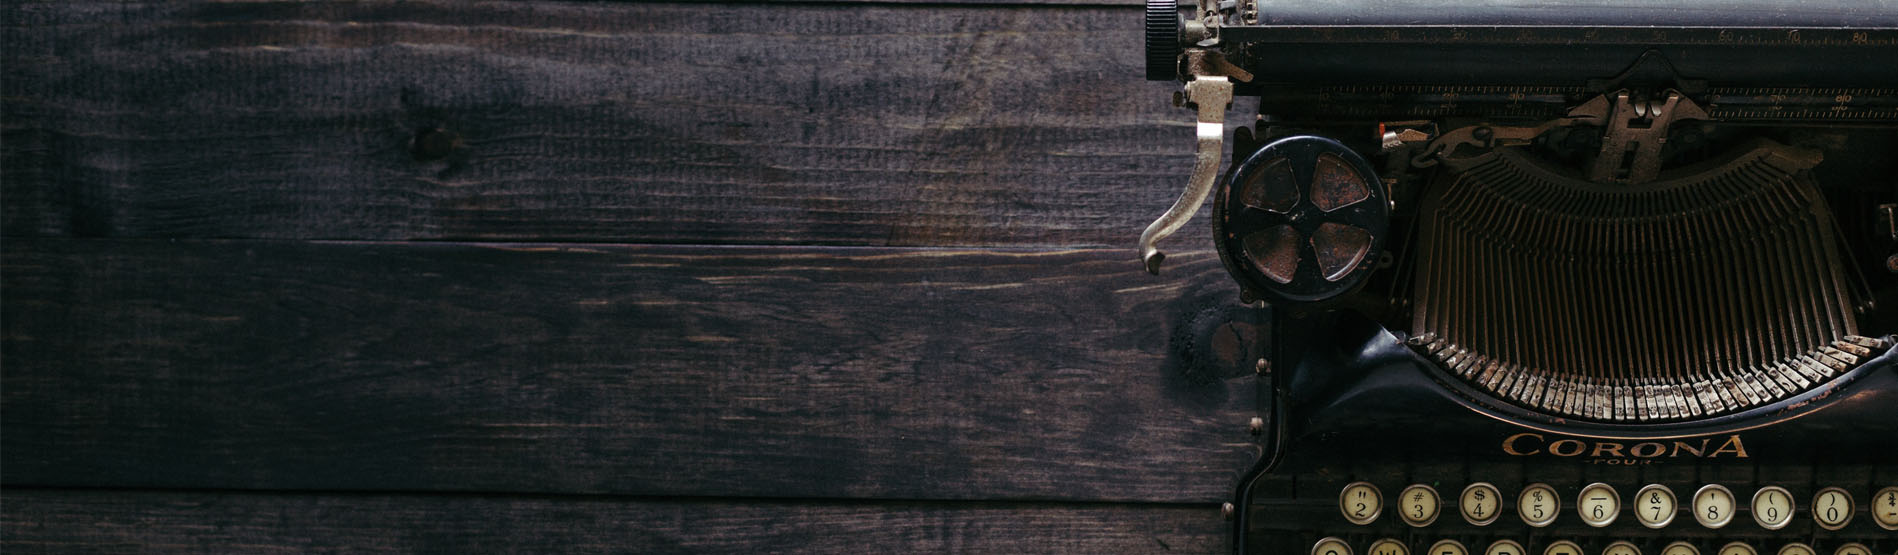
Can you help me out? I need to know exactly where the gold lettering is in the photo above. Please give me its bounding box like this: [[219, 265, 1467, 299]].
[[1504, 434, 1749, 458], [1710, 435, 1750, 458], [1671, 439, 1709, 457], [1502, 432, 1544, 455]]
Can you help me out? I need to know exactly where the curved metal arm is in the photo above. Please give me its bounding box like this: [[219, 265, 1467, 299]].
[[1140, 76, 1233, 275]]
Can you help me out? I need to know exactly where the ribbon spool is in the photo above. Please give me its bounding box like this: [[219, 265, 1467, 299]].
[[1214, 136, 1390, 304]]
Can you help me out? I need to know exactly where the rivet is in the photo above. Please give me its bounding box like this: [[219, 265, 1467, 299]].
[[1222, 502, 1235, 520], [1254, 358, 1270, 375], [1248, 417, 1264, 435]]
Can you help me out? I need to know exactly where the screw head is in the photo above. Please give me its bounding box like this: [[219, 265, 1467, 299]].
[[1248, 417, 1265, 435], [1254, 358, 1270, 375], [1886, 253, 1897, 273]]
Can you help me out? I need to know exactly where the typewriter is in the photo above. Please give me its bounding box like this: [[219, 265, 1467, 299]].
[[1136, 1, 1898, 554]]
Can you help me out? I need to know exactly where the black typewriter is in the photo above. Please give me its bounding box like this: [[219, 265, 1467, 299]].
[[1135, 1, 1898, 554]]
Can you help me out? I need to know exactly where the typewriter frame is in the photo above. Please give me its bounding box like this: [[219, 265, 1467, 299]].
[[1140, 2, 1898, 553]]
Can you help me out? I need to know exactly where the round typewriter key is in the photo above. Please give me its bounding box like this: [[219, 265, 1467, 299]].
[[1812, 487, 1853, 530], [1603, 541, 1641, 555], [1635, 484, 1677, 528], [1777, 544, 1815, 555], [1313, 537, 1354, 555], [1751, 485, 1795, 529], [1369, 539, 1409, 555], [1340, 481, 1383, 525], [1485, 539, 1525, 555], [1832, 543, 1871, 555], [1517, 483, 1560, 527], [1716, 542, 1757, 555], [1544, 540, 1583, 555], [1460, 482, 1502, 525], [1661, 542, 1700, 555], [1875, 486, 1898, 530], [1399, 484, 1441, 526], [1693, 484, 1737, 528], [1577, 482, 1620, 527], [1430, 540, 1469, 555]]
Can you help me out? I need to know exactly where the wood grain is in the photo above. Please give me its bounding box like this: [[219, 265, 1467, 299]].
[[1, 1, 1200, 246], [0, 489, 1225, 554], [1, 238, 1265, 502]]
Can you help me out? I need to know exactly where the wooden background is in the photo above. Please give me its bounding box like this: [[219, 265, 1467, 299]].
[[2, 1, 1269, 552]]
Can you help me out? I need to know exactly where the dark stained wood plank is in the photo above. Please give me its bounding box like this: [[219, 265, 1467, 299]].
[[1, 238, 1267, 502], [2, 2, 1202, 246], [0, 489, 1225, 554]]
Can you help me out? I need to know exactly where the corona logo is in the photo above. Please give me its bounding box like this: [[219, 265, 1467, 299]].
[[1501, 432, 1750, 459]]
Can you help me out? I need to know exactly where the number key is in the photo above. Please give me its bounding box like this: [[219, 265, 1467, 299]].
[[1635, 484, 1677, 528], [1811, 487, 1853, 530], [1577, 482, 1619, 527], [1874, 486, 1898, 530], [1694, 484, 1736, 528], [1461, 482, 1501, 526], [1518, 483, 1559, 527], [1751, 486, 1794, 529], [1340, 482, 1383, 525], [1400, 484, 1441, 527]]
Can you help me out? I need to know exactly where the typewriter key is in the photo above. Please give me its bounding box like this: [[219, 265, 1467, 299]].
[[1399, 484, 1441, 526], [1369, 538, 1409, 555], [1777, 544, 1815, 555], [1811, 487, 1853, 530], [1875, 486, 1898, 529], [1603, 541, 1641, 555], [1577, 482, 1619, 527], [1313, 537, 1353, 555], [1485, 540, 1525, 555], [1832, 543, 1871, 555], [1635, 484, 1677, 528], [1544, 540, 1583, 555], [1661, 542, 1699, 555], [1429, 540, 1469, 555], [1518, 483, 1559, 527], [1461, 482, 1502, 525], [1751, 486, 1794, 529], [1716, 543, 1757, 555], [1694, 484, 1737, 528], [1340, 481, 1383, 525]]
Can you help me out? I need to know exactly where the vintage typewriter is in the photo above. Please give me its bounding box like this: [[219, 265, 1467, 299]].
[[1135, 1, 1898, 554]]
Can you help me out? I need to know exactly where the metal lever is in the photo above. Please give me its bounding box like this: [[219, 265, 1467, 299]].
[[1140, 75, 1233, 275], [1587, 90, 1707, 183]]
